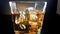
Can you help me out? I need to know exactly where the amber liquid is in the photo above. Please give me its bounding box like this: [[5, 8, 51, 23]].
[[11, 10, 44, 34], [12, 13, 30, 34]]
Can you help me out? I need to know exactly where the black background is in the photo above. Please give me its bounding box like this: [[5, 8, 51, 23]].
[[0, 0, 58, 34]]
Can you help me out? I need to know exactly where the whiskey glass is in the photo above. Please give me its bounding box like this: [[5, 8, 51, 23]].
[[9, 1, 47, 34]]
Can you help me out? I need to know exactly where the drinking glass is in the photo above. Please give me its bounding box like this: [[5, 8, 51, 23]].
[[9, 1, 47, 34]]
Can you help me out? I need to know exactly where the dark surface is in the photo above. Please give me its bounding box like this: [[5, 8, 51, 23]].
[[0, 15, 14, 34], [41, 0, 57, 34], [0, 0, 57, 34]]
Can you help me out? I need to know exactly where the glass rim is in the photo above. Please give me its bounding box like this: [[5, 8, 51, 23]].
[[9, 1, 47, 3]]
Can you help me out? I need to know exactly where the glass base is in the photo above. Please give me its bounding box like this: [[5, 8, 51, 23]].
[[14, 30, 37, 34]]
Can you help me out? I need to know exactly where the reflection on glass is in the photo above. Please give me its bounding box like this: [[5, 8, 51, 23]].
[[9, 1, 47, 34]]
